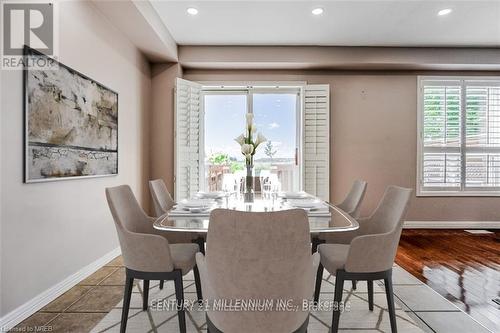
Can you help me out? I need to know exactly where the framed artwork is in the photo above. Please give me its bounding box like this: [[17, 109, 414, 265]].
[[23, 46, 118, 182]]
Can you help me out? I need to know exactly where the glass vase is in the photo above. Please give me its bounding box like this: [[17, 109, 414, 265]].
[[244, 165, 254, 202]]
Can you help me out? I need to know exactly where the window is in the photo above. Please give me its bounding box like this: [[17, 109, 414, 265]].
[[175, 79, 330, 200], [418, 76, 500, 196], [202, 89, 300, 193]]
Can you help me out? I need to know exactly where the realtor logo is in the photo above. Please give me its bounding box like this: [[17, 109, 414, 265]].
[[1, 1, 58, 69]]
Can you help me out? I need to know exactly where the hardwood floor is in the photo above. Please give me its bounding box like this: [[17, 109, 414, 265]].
[[396, 229, 500, 332]]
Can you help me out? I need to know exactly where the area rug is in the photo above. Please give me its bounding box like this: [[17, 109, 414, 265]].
[[91, 264, 429, 333]]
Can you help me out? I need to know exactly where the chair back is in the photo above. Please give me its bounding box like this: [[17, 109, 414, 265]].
[[106, 185, 173, 272], [337, 179, 367, 218], [204, 209, 314, 332], [149, 179, 175, 216], [346, 186, 412, 273], [106, 185, 150, 233], [368, 185, 412, 234]]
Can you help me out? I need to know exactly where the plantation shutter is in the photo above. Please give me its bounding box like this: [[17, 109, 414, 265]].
[[175, 78, 203, 200], [419, 79, 462, 191], [465, 82, 500, 190], [303, 84, 330, 201]]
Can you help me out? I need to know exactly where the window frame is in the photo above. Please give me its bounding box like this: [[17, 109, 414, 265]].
[[417, 75, 500, 197], [200, 82, 305, 192]]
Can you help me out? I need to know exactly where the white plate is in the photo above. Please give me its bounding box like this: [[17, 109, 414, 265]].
[[195, 191, 226, 199], [178, 199, 215, 208], [288, 199, 324, 209], [279, 191, 310, 199]]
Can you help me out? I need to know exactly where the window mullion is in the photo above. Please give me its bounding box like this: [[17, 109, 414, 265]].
[[460, 80, 467, 191]]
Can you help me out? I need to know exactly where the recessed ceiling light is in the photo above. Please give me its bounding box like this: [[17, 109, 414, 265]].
[[438, 8, 452, 16], [312, 7, 324, 15], [187, 7, 198, 15]]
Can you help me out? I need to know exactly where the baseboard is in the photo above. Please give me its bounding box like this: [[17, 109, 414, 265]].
[[0, 247, 121, 331], [404, 221, 500, 229]]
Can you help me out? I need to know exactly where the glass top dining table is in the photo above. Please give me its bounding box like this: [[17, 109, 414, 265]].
[[153, 194, 359, 235]]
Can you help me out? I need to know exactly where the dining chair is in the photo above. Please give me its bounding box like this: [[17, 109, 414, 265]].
[[149, 178, 175, 216], [314, 186, 412, 333], [196, 209, 320, 333], [149, 179, 201, 255], [316, 180, 367, 274], [336, 179, 367, 218], [106, 185, 203, 333]]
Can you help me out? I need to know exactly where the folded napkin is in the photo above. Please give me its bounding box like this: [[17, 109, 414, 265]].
[[177, 198, 215, 208], [168, 206, 212, 217], [287, 199, 325, 209]]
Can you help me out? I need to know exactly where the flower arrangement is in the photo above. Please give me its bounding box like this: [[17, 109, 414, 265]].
[[234, 113, 267, 167]]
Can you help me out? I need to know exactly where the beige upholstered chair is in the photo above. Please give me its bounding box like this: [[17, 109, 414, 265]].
[[314, 186, 412, 333], [149, 179, 175, 216], [336, 180, 367, 218], [318, 180, 367, 288], [149, 179, 198, 250], [196, 209, 320, 333], [106, 185, 202, 333]]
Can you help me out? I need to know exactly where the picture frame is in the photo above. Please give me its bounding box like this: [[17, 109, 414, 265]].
[[23, 46, 119, 183]]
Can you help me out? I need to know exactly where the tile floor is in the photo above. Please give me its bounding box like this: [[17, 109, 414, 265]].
[[13, 256, 126, 332], [13, 256, 492, 333]]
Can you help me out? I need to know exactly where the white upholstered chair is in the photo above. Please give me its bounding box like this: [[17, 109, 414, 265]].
[[196, 209, 319, 333], [314, 186, 412, 333]]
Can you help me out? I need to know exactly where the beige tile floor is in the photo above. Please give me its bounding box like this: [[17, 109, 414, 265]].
[[13, 256, 491, 333], [90, 269, 425, 333]]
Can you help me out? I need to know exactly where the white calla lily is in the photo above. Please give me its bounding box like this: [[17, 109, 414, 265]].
[[234, 134, 246, 146], [246, 113, 254, 127], [241, 143, 254, 155], [255, 133, 267, 146]]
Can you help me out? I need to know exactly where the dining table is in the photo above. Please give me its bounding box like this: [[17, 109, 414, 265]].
[[153, 192, 359, 253]]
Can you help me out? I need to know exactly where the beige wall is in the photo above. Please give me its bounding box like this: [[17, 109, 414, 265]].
[[0, 1, 151, 316], [183, 69, 500, 222], [150, 63, 183, 204]]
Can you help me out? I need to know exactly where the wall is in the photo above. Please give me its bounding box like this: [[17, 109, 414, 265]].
[[0, 1, 151, 316], [150, 63, 183, 201], [183, 69, 500, 222]]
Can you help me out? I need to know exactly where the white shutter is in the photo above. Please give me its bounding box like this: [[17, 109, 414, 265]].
[[175, 78, 203, 200], [418, 76, 500, 195], [303, 84, 330, 201], [420, 80, 462, 190], [465, 82, 500, 189]]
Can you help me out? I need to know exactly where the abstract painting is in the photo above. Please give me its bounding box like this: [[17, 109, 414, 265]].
[[24, 47, 118, 182]]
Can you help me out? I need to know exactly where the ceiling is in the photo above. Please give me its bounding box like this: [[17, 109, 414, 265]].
[[151, 0, 500, 47]]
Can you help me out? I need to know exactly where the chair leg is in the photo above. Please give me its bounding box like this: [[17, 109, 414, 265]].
[[194, 237, 205, 255], [193, 265, 203, 302], [143, 280, 150, 311], [159, 280, 164, 289], [314, 263, 324, 303], [367, 280, 374, 311], [120, 277, 134, 333], [331, 270, 345, 333], [384, 273, 398, 333], [174, 271, 186, 333], [352, 280, 357, 290]]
